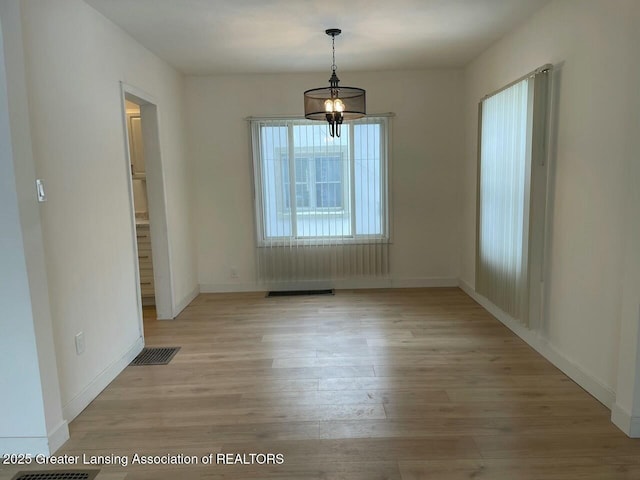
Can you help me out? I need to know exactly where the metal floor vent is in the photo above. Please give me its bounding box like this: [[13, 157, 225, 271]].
[[12, 471, 100, 480], [130, 346, 180, 366], [267, 289, 335, 297]]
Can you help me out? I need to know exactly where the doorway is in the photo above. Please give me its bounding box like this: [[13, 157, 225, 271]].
[[120, 83, 175, 331], [125, 99, 155, 313]]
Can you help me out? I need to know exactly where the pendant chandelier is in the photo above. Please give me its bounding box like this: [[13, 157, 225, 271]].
[[303, 29, 366, 137]]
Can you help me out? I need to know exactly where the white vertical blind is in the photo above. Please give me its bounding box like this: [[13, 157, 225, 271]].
[[251, 116, 390, 286], [477, 78, 531, 323]]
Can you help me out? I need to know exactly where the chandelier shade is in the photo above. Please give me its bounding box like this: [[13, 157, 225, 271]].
[[303, 29, 366, 137], [303, 85, 366, 121]]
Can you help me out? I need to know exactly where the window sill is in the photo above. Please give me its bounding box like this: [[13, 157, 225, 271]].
[[278, 210, 347, 217], [258, 236, 389, 247]]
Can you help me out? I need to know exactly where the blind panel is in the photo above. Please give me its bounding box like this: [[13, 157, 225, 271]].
[[477, 78, 530, 323]]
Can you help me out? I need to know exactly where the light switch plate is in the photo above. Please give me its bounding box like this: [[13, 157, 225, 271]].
[[75, 332, 85, 355], [36, 179, 46, 202]]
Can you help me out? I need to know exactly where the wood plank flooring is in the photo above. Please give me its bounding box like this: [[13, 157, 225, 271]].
[[6, 287, 640, 479]]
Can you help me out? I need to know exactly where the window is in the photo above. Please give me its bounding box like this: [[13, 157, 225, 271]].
[[476, 66, 551, 327], [251, 117, 389, 244]]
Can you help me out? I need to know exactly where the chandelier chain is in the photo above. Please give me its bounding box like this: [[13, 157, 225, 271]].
[[331, 34, 336, 72]]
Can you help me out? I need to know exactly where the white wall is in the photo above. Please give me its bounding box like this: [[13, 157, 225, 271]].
[[17, 0, 197, 420], [0, 0, 66, 454], [0, 6, 48, 453], [186, 70, 464, 291], [461, 0, 640, 409], [0, 40, 47, 449], [613, 0, 640, 436]]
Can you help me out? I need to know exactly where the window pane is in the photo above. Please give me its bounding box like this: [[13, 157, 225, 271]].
[[260, 126, 291, 238], [296, 211, 351, 237], [316, 183, 342, 208], [282, 159, 290, 209], [295, 157, 309, 182], [292, 124, 330, 149], [354, 124, 382, 235], [295, 184, 310, 207], [294, 157, 311, 208], [315, 156, 341, 182], [315, 156, 343, 208]]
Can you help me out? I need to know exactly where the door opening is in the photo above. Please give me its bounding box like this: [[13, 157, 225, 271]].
[[125, 100, 155, 316], [120, 83, 175, 333]]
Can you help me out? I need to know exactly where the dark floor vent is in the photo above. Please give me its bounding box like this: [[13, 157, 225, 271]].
[[12, 471, 100, 480], [267, 289, 335, 297], [130, 346, 180, 366]]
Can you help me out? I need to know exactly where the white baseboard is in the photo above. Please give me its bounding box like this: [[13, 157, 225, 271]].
[[391, 277, 459, 288], [200, 282, 264, 293], [333, 278, 391, 289], [48, 419, 69, 453], [612, 403, 640, 438], [200, 277, 459, 293], [0, 421, 70, 455], [155, 307, 173, 320], [458, 279, 616, 409], [172, 284, 200, 318], [62, 336, 144, 422]]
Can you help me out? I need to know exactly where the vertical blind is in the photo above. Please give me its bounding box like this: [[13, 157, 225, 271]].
[[250, 116, 390, 285], [477, 66, 551, 326]]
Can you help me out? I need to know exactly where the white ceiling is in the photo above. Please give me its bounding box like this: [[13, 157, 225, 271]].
[[85, 0, 549, 75]]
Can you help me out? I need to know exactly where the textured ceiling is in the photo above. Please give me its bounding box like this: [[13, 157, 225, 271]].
[[85, 0, 549, 75]]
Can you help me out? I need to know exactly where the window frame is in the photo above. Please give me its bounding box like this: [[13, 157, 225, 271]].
[[250, 116, 391, 246]]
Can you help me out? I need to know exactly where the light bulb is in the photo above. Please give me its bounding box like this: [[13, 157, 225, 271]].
[[334, 98, 345, 112], [324, 99, 334, 113]]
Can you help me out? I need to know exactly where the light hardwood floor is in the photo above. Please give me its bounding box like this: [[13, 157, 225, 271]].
[[8, 288, 640, 479]]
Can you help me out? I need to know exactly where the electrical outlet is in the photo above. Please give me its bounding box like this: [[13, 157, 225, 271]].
[[75, 332, 85, 355], [230, 267, 238, 279]]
